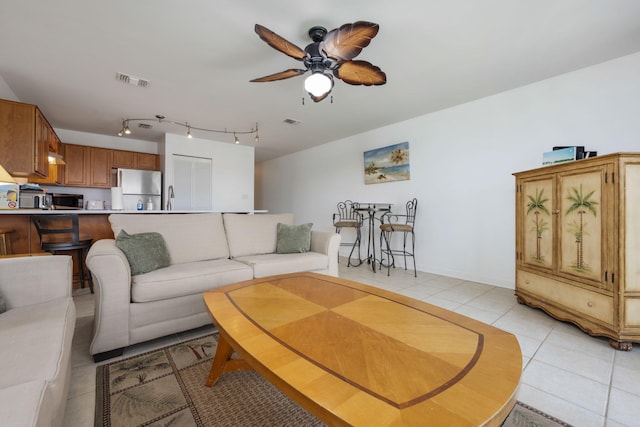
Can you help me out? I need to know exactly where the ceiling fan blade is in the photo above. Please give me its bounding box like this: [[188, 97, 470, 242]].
[[250, 68, 306, 82], [321, 21, 379, 61], [335, 60, 386, 86], [254, 24, 307, 60]]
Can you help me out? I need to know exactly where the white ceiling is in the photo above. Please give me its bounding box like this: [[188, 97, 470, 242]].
[[1, 1, 639, 162]]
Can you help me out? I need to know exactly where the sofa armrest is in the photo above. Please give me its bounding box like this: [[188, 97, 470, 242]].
[[86, 239, 133, 355], [0, 255, 72, 309], [310, 231, 341, 277]]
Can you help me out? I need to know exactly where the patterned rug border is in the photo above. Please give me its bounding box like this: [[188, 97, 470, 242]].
[[96, 333, 574, 427], [503, 401, 575, 427], [95, 335, 216, 426]]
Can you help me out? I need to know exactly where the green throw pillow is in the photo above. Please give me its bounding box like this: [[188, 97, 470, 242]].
[[276, 223, 313, 254], [115, 230, 171, 275], [0, 292, 6, 314]]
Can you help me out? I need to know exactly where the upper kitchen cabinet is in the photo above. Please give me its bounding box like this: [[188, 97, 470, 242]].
[[112, 149, 159, 170], [135, 152, 159, 170], [0, 99, 54, 177], [30, 118, 63, 184], [88, 146, 112, 187], [62, 144, 112, 188], [61, 143, 89, 186]]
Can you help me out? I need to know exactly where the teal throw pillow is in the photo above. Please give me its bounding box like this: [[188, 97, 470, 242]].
[[276, 223, 313, 254], [0, 292, 6, 314], [115, 230, 171, 275]]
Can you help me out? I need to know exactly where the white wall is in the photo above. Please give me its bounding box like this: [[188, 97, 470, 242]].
[[162, 133, 254, 212], [55, 129, 159, 154], [257, 52, 640, 289], [0, 76, 19, 101]]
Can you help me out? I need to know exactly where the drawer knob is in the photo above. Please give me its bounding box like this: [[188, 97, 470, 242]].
[[525, 280, 530, 284], [587, 301, 594, 307]]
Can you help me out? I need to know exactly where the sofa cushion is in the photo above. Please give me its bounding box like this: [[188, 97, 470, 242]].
[[115, 230, 171, 275], [0, 298, 75, 390], [0, 380, 47, 427], [110, 213, 230, 265], [276, 223, 313, 254], [223, 213, 294, 258], [234, 252, 329, 278], [131, 259, 253, 303]]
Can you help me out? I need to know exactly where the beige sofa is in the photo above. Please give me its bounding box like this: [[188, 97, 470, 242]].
[[0, 255, 76, 427], [86, 212, 340, 361]]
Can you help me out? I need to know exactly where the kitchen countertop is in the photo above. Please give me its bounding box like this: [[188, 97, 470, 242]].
[[0, 209, 268, 215]]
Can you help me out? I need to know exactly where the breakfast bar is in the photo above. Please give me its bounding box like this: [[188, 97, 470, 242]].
[[0, 210, 263, 290], [0, 209, 264, 254]]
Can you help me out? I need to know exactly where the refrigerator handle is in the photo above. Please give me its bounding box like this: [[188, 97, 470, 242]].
[[118, 169, 122, 187]]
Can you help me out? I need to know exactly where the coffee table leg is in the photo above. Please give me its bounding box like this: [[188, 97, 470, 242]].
[[205, 333, 252, 387]]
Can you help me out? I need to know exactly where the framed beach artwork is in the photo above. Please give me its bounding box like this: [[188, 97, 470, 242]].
[[363, 142, 410, 185]]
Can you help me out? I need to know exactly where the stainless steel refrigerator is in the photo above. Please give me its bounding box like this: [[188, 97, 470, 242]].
[[117, 168, 162, 211]]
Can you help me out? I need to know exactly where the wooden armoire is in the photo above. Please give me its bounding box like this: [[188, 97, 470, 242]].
[[514, 153, 640, 350]]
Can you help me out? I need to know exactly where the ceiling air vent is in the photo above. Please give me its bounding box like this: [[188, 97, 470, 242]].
[[283, 118, 301, 125], [138, 123, 152, 129], [115, 72, 150, 88]]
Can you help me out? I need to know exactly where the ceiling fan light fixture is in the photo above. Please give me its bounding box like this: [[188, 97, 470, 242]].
[[304, 72, 333, 98]]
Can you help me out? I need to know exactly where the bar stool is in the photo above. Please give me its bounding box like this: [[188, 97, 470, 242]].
[[0, 228, 14, 255], [332, 200, 364, 267], [379, 198, 418, 277], [31, 215, 94, 293]]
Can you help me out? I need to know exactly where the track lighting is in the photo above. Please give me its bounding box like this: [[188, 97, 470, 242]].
[[117, 116, 259, 144], [117, 120, 131, 136]]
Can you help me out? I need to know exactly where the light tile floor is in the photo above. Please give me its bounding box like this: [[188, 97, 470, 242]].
[[64, 261, 640, 426]]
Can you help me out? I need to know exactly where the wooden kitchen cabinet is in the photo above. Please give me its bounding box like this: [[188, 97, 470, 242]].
[[62, 143, 89, 186], [0, 99, 53, 177], [30, 119, 63, 184], [134, 152, 159, 170], [514, 153, 640, 350], [112, 149, 159, 170], [88, 147, 112, 187], [62, 144, 112, 188], [111, 149, 136, 168]]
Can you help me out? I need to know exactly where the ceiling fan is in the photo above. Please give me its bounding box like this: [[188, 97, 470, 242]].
[[250, 21, 387, 102]]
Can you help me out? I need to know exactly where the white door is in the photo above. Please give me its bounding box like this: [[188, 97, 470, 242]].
[[172, 154, 213, 210]]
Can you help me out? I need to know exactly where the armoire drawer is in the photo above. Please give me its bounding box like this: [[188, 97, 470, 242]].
[[517, 270, 613, 326]]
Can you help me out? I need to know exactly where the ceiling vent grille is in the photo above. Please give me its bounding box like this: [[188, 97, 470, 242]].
[[138, 123, 152, 129], [283, 118, 301, 125], [115, 72, 150, 88]]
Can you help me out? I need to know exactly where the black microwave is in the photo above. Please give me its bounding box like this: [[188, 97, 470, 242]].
[[51, 193, 84, 210]]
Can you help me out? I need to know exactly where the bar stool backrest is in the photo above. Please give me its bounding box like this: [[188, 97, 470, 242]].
[[31, 215, 82, 248], [333, 200, 363, 227], [405, 198, 418, 227]]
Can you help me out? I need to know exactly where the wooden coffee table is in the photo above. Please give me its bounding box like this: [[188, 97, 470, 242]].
[[203, 272, 521, 426]]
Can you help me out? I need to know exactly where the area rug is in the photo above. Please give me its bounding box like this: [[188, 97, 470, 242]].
[[95, 333, 573, 427]]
